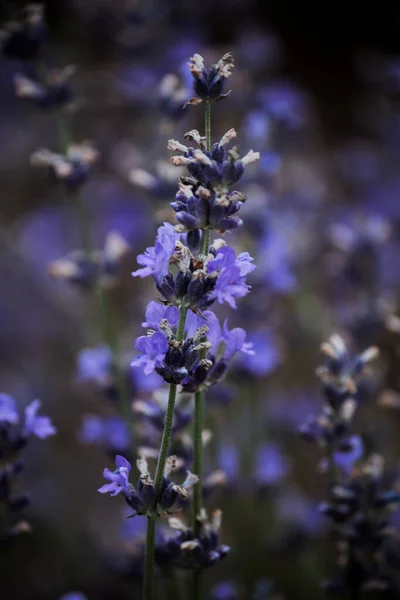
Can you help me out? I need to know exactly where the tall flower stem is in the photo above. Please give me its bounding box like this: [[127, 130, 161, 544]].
[[191, 101, 212, 600], [56, 112, 132, 435], [143, 305, 189, 600]]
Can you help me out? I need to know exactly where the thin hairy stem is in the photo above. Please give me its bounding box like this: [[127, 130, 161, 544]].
[[143, 305, 189, 600], [191, 100, 213, 599], [143, 515, 156, 600]]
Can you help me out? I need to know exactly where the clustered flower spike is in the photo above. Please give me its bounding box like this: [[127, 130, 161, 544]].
[[133, 236, 255, 310], [48, 231, 130, 288], [168, 130, 260, 191], [14, 66, 75, 109], [299, 334, 378, 474], [0, 393, 56, 541], [98, 455, 198, 517], [187, 52, 235, 104], [320, 455, 400, 595], [155, 509, 230, 570], [31, 142, 98, 190], [131, 302, 253, 390]]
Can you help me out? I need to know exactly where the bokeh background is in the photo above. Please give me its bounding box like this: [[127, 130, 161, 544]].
[[2, 1, 400, 599]]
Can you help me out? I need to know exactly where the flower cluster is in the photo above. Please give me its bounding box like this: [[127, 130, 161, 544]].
[[320, 455, 400, 595], [31, 142, 98, 190], [187, 52, 235, 103], [49, 231, 130, 288], [299, 335, 400, 595], [155, 509, 230, 570], [133, 232, 255, 310], [132, 302, 253, 391], [0, 393, 56, 541], [168, 130, 259, 191], [299, 334, 378, 473], [98, 455, 198, 517]]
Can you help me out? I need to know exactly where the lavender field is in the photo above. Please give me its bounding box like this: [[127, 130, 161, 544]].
[[2, 2, 400, 599]]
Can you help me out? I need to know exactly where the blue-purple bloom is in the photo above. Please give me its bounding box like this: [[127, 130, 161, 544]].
[[98, 455, 132, 497], [254, 442, 290, 487], [24, 400, 56, 439], [79, 415, 130, 452], [98, 455, 198, 516], [0, 394, 19, 425], [132, 222, 179, 283]]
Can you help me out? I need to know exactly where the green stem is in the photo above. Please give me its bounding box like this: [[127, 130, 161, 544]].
[[143, 516, 156, 600], [143, 305, 189, 600], [191, 100, 212, 599]]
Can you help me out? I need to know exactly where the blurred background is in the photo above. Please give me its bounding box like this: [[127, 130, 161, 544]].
[[2, 1, 400, 598]]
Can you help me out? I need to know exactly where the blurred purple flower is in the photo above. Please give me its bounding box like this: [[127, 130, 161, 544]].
[[254, 442, 289, 486], [276, 489, 325, 535], [211, 580, 238, 600], [217, 443, 240, 481], [77, 345, 112, 384], [333, 435, 364, 475], [258, 82, 307, 128], [0, 393, 19, 424], [24, 400, 56, 439], [238, 331, 280, 376], [79, 415, 130, 451], [222, 321, 254, 360], [59, 594, 88, 600]]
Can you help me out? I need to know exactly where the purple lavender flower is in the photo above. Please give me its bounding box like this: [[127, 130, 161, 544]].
[[14, 68, 74, 109], [169, 130, 260, 189], [222, 321, 254, 360], [31, 142, 98, 190], [182, 313, 254, 393], [238, 331, 280, 376], [98, 455, 132, 497], [99, 456, 197, 516], [211, 581, 238, 600], [132, 331, 169, 376], [254, 442, 289, 487], [155, 510, 229, 570], [77, 345, 112, 385], [132, 222, 179, 283], [333, 434, 364, 475], [171, 179, 244, 236], [79, 415, 130, 452], [24, 400, 56, 439], [0, 394, 19, 424], [217, 443, 240, 482], [187, 53, 234, 103], [207, 245, 255, 308], [141, 301, 179, 329]]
